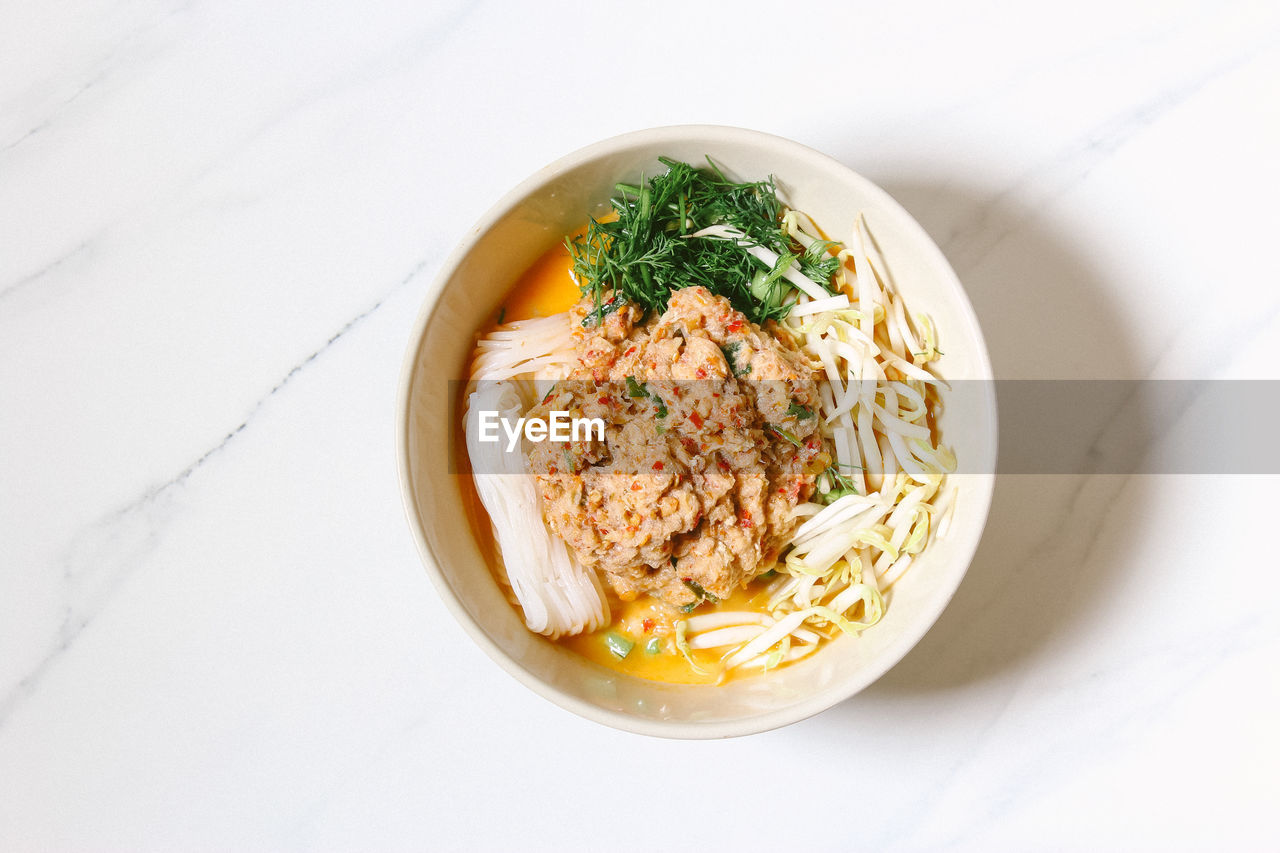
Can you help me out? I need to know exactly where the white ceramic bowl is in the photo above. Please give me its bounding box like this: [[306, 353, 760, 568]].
[[397, 126, 997, 738]]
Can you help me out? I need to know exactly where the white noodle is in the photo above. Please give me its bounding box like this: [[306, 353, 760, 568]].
[[464, 380, 609, 638], [789, 294, 851, 318], [684, 611, 774, 631], [689, 625, 767, 649]]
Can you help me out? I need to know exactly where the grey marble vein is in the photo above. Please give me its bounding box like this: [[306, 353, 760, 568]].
[[1, 71, 107, 155], [0, 0, 480, 309], [183, 0, 484, 190], [0, 0, 194, 157], [0, 256, 431, 732], [946, 35, 1279, 275], [0, 239, 91, 304]]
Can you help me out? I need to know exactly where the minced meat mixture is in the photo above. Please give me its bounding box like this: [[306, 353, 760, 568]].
[[526, 286, 828, 609]]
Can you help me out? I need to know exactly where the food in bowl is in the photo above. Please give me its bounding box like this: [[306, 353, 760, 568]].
[[461, 156, 956, 685]]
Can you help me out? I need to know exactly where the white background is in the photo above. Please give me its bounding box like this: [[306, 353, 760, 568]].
[[2, 1, 1278, 850]]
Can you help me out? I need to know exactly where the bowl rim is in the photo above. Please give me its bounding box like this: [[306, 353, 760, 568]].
[[396, 124, 998, 739]]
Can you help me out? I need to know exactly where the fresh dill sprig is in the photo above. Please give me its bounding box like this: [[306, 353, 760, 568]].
[[569, 156, 838, 325]]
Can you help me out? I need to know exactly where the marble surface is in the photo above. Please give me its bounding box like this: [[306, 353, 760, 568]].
[[2, 0, 1278, 849]]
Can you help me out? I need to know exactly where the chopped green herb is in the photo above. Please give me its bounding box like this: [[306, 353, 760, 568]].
[[820, 487, 858, 505], [801, 239, 842, 283], [683, 578, 718, 602], [567, 157, 838, 325], [604, 631, 635, 659], [786, 401, 814, 420], [625, 376, 667, 418], [720, 342, 751, 377], [581, 295, 623, 327], [680, 578, 720, 612], [749, 249, 798, 313], [765, 424, 803, 447], [819, 464, 862, 504]]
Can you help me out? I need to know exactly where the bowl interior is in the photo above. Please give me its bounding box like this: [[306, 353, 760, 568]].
[[399, 127, 996, 738]]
